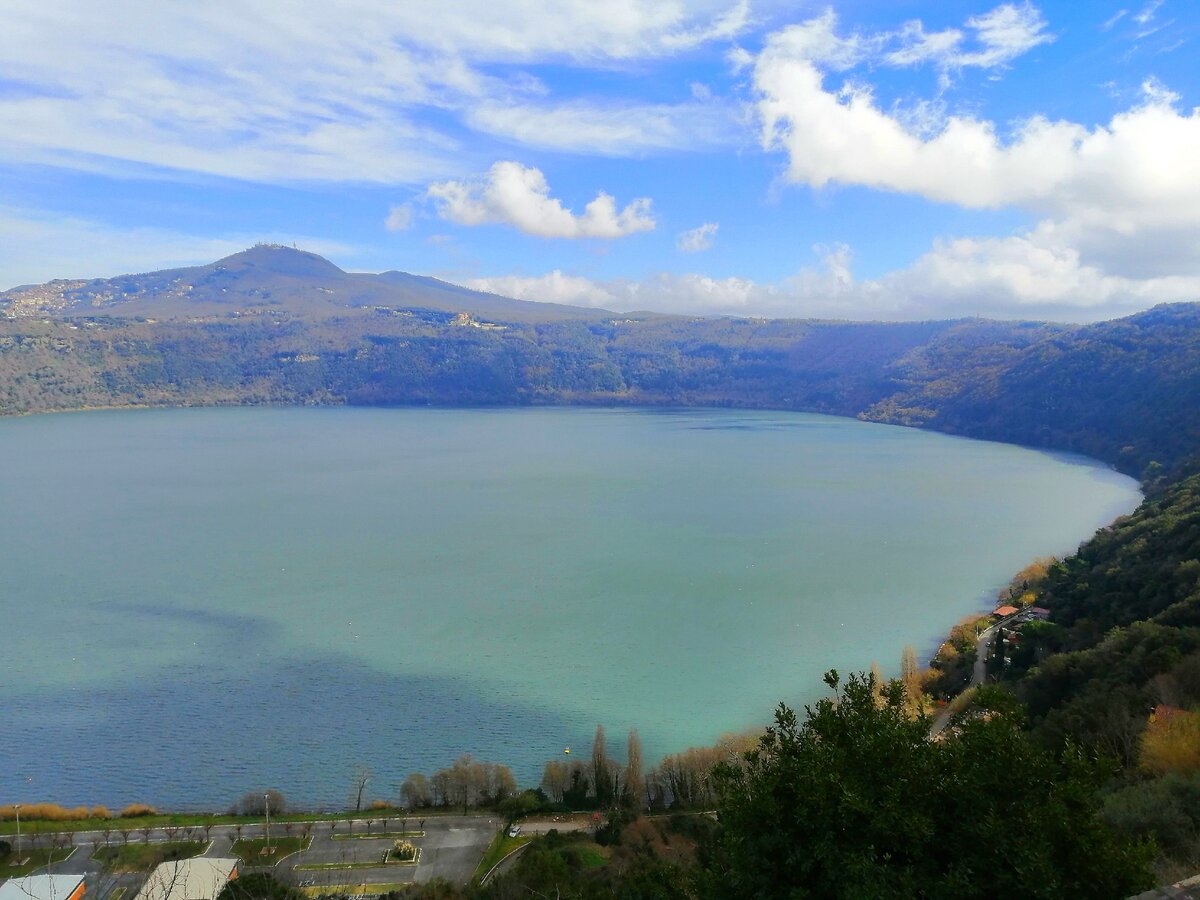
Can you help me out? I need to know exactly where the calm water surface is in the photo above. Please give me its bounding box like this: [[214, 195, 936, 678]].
[[0, 407, 1140, 808]]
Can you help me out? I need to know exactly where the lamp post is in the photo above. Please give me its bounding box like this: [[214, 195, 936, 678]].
[[264, 794, 271, 854], [14, 804, 21, 861]]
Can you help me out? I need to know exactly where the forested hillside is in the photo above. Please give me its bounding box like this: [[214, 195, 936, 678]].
[[4, 247, 1199, 479]]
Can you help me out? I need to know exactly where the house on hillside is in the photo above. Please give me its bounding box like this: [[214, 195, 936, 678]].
[[134, 858, 239, 900], [1027, 607, 1051, 621], [0, 875, 86, 900], [992, 605, 1020, 619]]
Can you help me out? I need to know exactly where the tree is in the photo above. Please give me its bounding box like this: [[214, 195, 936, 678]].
[[540, 760, 570, 804], [869, 661, 885, 705], [217, 873, 303, 900], [592, 724, 612, 808], [707, 670, 1153, 899], [624, 728, 644, 810], [351, 767, 371, 813], [233, 791, 286, 817], [1140, 706, 1200, 775], [900, 644, 922, 711]]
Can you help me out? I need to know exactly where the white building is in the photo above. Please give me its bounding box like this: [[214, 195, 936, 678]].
[[134, 858, 239, 900], [0, 875, 86, 900]]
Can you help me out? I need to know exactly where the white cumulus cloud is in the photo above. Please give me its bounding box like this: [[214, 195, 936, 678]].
[[467, 270, 622, 308], [751, 10, 1200, 296], [426, 161, 655, 239], [457, 233, 1200, 323]]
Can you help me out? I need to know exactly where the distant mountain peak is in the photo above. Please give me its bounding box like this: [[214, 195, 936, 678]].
[[213, 244, 346, 278]]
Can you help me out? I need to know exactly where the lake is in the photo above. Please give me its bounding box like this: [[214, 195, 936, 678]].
[[0, 406, 1140, 809]]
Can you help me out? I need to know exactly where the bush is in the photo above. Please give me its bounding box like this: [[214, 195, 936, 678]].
[[231, 791, 286, 817], [1103, 772, 1200, 855], [91, 806, 112, 819], [0, 839, 11, 859], [120, 804, 158, 818], [216, 873, 303, 900], [0, 803, 94, 822], [666, 813, 718, 844]]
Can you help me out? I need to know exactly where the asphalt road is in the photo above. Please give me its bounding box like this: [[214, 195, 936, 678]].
[[928, 612, 1017, 738], [22, 815, 500, 894]]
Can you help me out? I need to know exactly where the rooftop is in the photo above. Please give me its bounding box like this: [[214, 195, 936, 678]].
[[0, 875, 85, 900], [134, 858, 238, 900]]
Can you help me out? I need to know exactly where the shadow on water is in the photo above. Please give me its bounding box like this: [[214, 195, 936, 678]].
[[3, 652, 582, 811]]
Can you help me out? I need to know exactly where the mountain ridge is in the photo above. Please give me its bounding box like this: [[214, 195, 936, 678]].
[[0, 244, 616, 324]]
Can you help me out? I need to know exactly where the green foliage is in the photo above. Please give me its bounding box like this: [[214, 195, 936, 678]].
[[495, 789, 560, 823], [1036, 472, 1200, 640], [217, 873, 303, 900], [5, 296, 1200, 481], [706, 671, 1152, 899], [1102, 772, 1200, 856]]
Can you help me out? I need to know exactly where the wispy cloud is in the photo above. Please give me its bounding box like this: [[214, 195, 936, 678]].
[[1134, 0, 1164, 25], [677, 223, 719, 253], [0, 1, 748, 183], [1101, 9, 1129, 31], [465, 99, 735, 155], [385, 205, 414, 232]]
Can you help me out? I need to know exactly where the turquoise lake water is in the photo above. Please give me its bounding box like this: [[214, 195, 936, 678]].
[[0, 407, 1140, 809]]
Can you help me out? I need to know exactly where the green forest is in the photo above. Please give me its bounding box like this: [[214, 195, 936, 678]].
[[3, 299, 1199, 480]]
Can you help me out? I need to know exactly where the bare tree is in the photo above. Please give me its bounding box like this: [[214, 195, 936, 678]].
[[351, 767, 371, 813], [592, 725, 612, 807], [901, 645, 922, 711], [870, 661, 885, 705], [625, 729, 644, 810]]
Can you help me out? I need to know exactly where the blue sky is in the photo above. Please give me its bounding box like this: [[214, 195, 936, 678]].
[[1, 0, 1197, 320]]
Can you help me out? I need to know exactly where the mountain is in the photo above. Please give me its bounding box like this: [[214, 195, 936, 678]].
[[3, 246, 1200, 480], [0, 244, 612, 324]]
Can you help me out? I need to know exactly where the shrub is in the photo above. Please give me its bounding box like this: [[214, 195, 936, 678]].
[[391, 840, 416, 861], [91, 806, 112, 819], [0, 803, 93, 822], [120, 804, 158, 818], [231, 791, 286, 817], [0, 839, 11, 859]]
